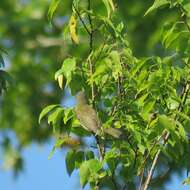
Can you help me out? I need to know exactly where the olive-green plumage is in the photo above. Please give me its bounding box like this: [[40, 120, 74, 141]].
[[75, 91, 122, 138]]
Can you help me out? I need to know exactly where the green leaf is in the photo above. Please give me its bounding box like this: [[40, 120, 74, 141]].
[[101, 0, 115, 18], [79, 161, 91, 187], [158, 115, 175, 132], [145, 0, 169, 16], [91, 58, 110, 86], [55, 58, 76, 88], [130, 58, 152, 77], [175, 111, 190, 122], [101, 17, 117, 37], [85, 151, 94, 160], [175, 121, 187, 141], [141, 98, 155, 121], [47, 0, 61, 22], [87, 159, 102, 173], [184, 3, 190, 16], [75, 151, 85, 168], [79, 159, 102, 188], [47, 107, 64, 132], [61, 58, 76, 86], [104, 149, 118, 172], [54, 70, 65, 89], [39, 104, 60, 123], [65, 150, 76, 176], [55, 69, 64, 80], [63, 109, 74, 124], [109, 51, 122, 79], [48, 138, 65, 159]]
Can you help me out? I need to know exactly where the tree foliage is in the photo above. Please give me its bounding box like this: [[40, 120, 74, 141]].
[[1, 0, 190, 189], [39, 0, 190, 189]]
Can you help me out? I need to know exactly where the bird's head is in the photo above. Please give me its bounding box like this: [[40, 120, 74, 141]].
[[76, 91, 87, 105]]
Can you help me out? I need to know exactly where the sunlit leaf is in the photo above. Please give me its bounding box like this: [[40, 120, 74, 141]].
[[47, 0, 61, 22], [58, 75, 64, 89], [63, 109, 74, 124], [39, 104, 60, 123], [158, 115, 175, 132], [102, 0, 115, 18], [48, 138, 65, 159], [47, 107, 64, 132], [79, 161, 90, 187], [145, 0, 169, 16], [175, 120, 187, 141], [61, 58, 76, 86], [79, 159, 102, 187]]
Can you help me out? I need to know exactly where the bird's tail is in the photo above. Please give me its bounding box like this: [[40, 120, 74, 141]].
[[104, 127, 122, 138]]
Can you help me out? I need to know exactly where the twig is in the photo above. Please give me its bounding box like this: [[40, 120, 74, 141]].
[[87, 0, 95, 102], [138, 167, 145, 190], [138, 132, 165, 176], [72, 3, 91, 35], [87, 0, 105, 162], [88, 0, 93, 53], [95, 135, 104, 161], [142, 131, 169, 190], [138, 134, 163, 190]]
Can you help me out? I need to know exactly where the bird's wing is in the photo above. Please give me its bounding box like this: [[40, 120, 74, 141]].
[[75, 105, 100, 133]]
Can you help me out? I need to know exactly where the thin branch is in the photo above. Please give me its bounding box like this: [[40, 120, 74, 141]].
[[138, 134, 163, 190], [86, 0, 105, 163], [87, 0, 95, 102], [138, 132, 166, 175], [88, 0, 93, 54], [138, 167, 145, 190], [72, 3, 91, 35], [95, 135, 104, 161], [142, 132, 169, 190]]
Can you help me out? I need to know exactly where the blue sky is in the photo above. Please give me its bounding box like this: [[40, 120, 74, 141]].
[[0, 141, 81, 190]]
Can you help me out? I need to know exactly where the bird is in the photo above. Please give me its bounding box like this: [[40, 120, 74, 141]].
[[75, 91, 122, 138]]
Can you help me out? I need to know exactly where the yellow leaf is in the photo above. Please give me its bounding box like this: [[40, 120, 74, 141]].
[[58, 74, 64, 89], [69, 15, 79, 44]]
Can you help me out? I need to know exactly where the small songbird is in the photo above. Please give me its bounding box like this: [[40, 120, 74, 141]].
[[75, 91, 122, 138]]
